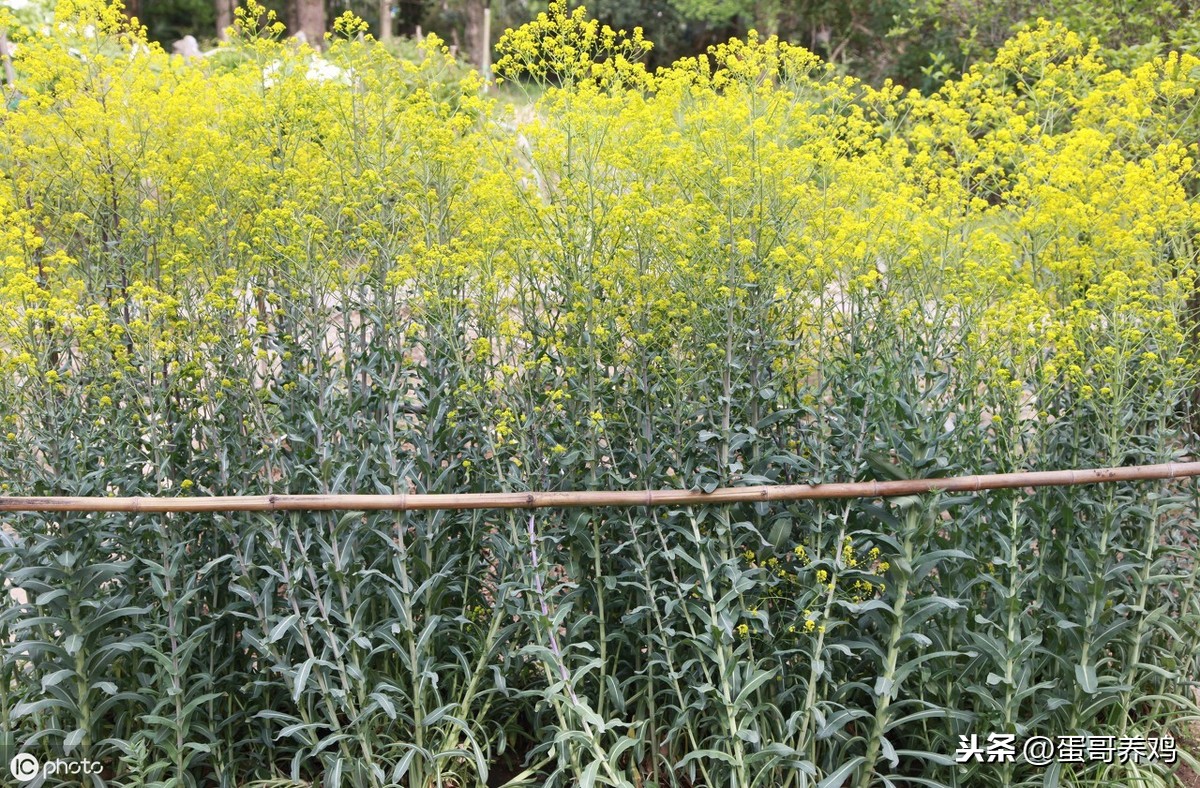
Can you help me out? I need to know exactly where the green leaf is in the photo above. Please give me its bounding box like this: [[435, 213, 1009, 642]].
[[269, 613, 301, 644], [863, 452, 908, 481], [40, 668, 76, 690], [579, 759, 601, 788], [1075, 663, 1098, 694], [293, 657, 316, 703], [675, 749, 738, 767], [817, 756, 866, 788], [370, 691, 397, 720]]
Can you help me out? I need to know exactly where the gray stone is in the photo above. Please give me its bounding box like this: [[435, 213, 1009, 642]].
[[172, 35, 202, 60]]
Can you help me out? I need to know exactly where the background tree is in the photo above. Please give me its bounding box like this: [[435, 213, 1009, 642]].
[[292, 0, 323, 43], [102, 0, 1200, 91], [215, 0, 232, 37]]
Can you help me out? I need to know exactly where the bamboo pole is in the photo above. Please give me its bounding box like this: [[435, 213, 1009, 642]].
[[0, 461, 1197, 513]]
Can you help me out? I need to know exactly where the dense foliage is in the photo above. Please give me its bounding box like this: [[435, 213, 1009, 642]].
[[8, 0, 1200, 92], [2, 1, 1200, 785]]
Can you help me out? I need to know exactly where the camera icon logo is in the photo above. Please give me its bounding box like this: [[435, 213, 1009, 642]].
[[8, 753, 40, 783]]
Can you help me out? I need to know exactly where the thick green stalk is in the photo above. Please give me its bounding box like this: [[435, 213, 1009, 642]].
[[689, 513, 748, 786], [1117, 491, 1161, 738], [70, 596, 93, 752], [857, 511, 916, 788], [1000, 495, 1021, 769], [791, 505, 853, 766], [627, 510, 714, 787]]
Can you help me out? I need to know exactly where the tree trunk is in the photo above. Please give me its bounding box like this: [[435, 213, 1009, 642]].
[[754, 0, 779, 37], [464, 0, 483, 72], [296, 0, 325, 47], [378, 0, 393, 43], [480, 0, 491, 80], [285, 0, 299, 41], [214, 0, 234, 40]]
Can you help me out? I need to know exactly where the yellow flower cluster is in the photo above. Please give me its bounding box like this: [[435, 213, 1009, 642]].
[[494, 0, 652, 90]]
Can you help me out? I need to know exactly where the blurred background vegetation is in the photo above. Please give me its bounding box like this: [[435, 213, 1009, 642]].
[[4, 0, 1200, 90]]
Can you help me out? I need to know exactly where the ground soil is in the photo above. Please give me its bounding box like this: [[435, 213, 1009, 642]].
[[1176, 697, 1200, 788]]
